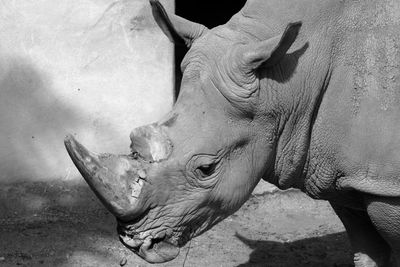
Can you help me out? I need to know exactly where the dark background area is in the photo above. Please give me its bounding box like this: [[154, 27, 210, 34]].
[[174, 0, 247, 99]]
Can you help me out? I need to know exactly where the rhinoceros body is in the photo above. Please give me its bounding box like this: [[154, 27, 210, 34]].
[[65, 0, 400, 265]]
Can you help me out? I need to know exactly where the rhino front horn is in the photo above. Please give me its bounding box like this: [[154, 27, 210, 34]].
[[64, 135, 146, 221]]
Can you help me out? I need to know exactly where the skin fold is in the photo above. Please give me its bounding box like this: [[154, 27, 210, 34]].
[[65, 0, 400, 265]]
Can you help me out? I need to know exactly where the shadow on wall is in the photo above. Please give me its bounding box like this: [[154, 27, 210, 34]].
[[0, 56, 84, 182], [235, 232, 353, 267]]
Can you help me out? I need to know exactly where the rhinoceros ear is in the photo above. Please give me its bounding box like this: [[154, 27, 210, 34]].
[[149, 0, 208, 47], [241, 22, 302, 70]]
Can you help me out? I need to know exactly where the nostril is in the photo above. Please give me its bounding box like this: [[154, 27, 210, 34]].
[[129, 151, 140, 160], [154, 230, 166, 240], [119, 234, 144, 250]]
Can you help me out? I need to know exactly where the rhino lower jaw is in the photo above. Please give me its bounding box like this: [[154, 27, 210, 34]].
[[120, 234, 180, 263]]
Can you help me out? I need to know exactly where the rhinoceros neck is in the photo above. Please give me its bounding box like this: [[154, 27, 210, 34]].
[[269, 67, 333, 192], [255, 13, 337, 192], [220, 0, 341, 193]]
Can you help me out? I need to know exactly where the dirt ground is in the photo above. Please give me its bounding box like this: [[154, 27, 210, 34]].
[[0, 181, 353, 267]]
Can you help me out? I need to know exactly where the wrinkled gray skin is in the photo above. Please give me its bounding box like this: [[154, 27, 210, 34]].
[[65, 0, 400, 265]]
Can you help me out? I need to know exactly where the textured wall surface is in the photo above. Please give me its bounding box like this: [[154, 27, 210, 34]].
[[0, 0, 173, 183]]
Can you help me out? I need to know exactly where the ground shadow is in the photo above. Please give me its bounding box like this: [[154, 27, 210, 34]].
[[0, 180, 354, 266], [0, 181, 132, 266], [235, 232, 353, 267]]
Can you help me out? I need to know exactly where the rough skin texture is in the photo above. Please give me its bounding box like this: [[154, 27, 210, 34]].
[[201, 1, 400, 264], [183, 0, 400, 265], [246, 0, 400, 265], [67, 0, 400, 265]]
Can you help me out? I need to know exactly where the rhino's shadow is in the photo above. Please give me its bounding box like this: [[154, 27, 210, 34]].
[[235, 232, 353, 267], [261, 42, 309, 84]]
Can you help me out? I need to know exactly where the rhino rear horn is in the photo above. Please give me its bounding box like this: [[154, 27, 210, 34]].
[[130, 124, 172, 162], [149, 0, 208, 47]]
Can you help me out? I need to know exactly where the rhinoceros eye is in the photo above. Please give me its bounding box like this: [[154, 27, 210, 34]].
[[196, 163, 217, 178]]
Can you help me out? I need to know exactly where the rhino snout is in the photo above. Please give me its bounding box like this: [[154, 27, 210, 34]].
[[118, 225, 180, 263]]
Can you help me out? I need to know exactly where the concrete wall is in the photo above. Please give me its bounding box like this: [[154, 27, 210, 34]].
[[0, 0, 174, 183]]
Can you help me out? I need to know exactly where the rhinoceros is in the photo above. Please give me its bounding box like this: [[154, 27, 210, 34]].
[[64, 0, 400, 265]]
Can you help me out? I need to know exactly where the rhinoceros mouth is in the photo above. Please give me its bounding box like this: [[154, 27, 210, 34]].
[[118, 228, 180, 263]]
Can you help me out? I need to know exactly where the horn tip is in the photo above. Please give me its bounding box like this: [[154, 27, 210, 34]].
[[65, 133, 74, 141], [288, 21, 302, 31], [64, 134, 77, 147], [149, 0, 159, 6], [64, 134, 83, 155]]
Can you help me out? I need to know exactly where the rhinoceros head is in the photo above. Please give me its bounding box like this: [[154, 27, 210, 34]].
[[65, 0, 301, 263]]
